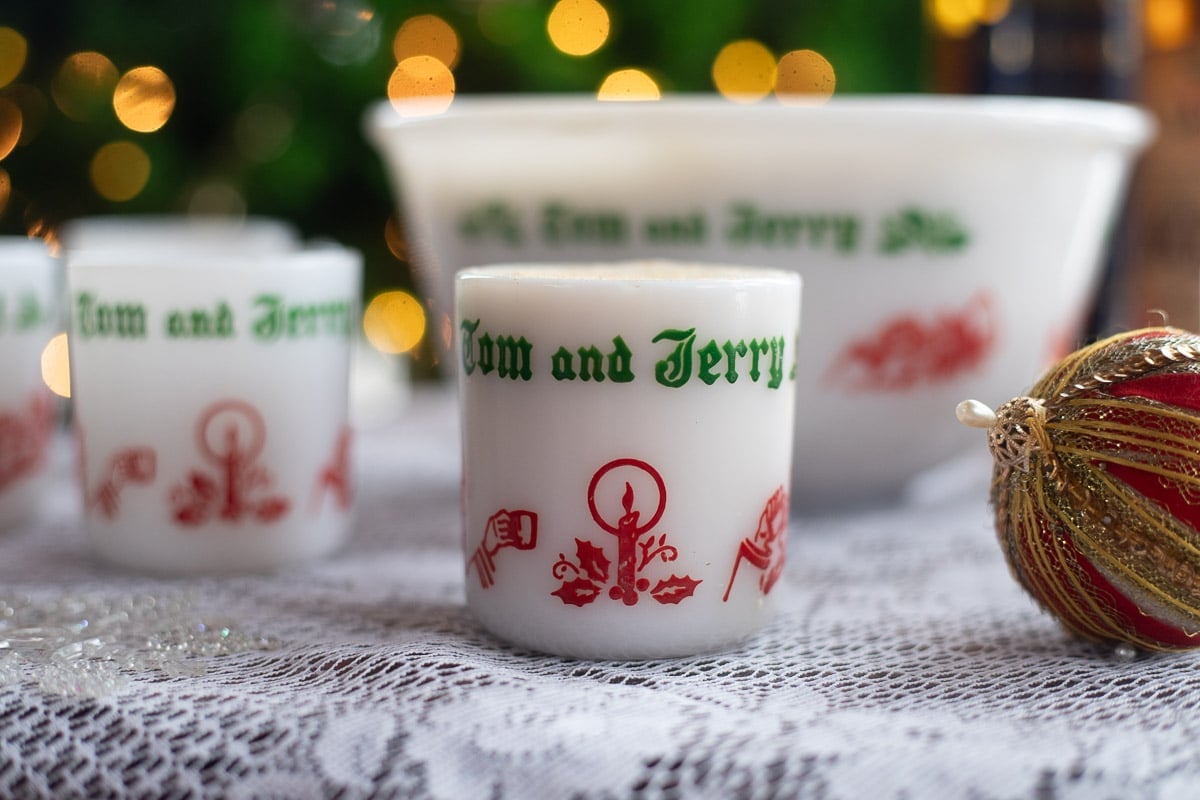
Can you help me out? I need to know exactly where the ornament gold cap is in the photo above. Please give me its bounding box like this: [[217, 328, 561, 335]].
[[956, 396, 1048, 475]]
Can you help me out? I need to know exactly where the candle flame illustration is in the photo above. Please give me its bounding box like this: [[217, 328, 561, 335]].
[[622, 481, 634, 515]]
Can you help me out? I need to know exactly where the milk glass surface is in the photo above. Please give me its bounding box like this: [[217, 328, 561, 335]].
[[67, 246, 361, 573], [457, 261, 800, 658], [0, 238, 59, 528]]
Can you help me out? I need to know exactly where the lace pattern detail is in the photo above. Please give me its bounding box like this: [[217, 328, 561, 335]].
[[1, 391, 1198, 798]]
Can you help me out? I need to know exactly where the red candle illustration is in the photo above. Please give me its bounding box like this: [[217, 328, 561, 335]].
[[551, 458, 700, 607], [609, 482, 643, 605], [171, 399, 290, 526]]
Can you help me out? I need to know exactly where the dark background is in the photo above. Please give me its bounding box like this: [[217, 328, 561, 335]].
[[0, 1, 925, 349], [0, 1, 1157, 366]]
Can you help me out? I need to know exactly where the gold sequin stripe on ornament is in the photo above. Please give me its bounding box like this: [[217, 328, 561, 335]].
[[1035, 329, 1200, 401], [1050, 397, 1200, 638], [962, 328, 1200, 649]]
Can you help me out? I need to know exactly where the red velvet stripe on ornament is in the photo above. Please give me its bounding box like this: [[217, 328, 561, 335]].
[[973, 327, 1200, 651], [1100, 373, 1200, 535], [1040, 510, 1200, 649], [1075, 371, 1200, 647]]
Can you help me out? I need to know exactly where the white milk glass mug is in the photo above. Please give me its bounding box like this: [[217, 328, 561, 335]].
[[67, 246, 361, 573], [457, 261, 801, 658], [0, 238, 59, 528]]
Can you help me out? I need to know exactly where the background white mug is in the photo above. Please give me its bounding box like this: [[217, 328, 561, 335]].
[[0, 238, 59, 529], [67, 245, 361, 573]]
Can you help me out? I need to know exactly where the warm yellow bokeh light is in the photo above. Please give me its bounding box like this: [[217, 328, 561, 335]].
[[1146, 0, 1195, 50], [775, 50, 836, 104], [978, 0, 1012, 24], [90, 141, 151, 202], [712, 40, 777, 102], [388, 56, 455, 116], [52, 51, 119, 121], [393, 14, 461, 69], [927, 0, 980, 38], [363, 290, 427, 354], [0, 97, 21, 161], [547, 0, 610, 57], [113, 66, 176, 133], [597, 69, 661, 101], [41, 332, 70, 399], [0, 28, 27, 88]]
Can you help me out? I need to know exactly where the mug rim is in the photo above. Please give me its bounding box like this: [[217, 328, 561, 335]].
[[60, 214, 301, 251], [66, 244, 361, 275], [366, 93, 1156, 152], [0, 237, 54, 264], [456, 260, 801, 288]]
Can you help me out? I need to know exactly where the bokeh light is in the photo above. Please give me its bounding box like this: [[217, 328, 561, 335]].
[[775, 49, 836, 104], [113, 66, 176, 133], [1146, 0, 1195, 50], [41, 332, 70, 399], [235, 101, 295, 163], [363, 290, 427, 354], [927, 0, 1009, 37], [384, 215, 408, 261], [0, 97, 22, 160], [0, 168, 10, 217], [308, 0, 381, 66], [52, 51, 118, 121], [547, 0, 610, 57], [0, 28, 27, 88], [928, 0, 978, 37], [187, 180, 247, 217], [712, 40, 776, 102], [978, 0, 1012, 24], [90, 141, 151, 202], [597, 69, 661, 100], [8, 84, 48, 146], [393, 14, 461, 69], [387, 55, 455, 116]]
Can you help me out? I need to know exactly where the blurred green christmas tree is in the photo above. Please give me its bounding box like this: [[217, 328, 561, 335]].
[[0, 0, 924, 368]]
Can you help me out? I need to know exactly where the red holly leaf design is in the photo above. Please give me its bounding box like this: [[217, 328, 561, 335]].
[[189, 471, 218, 498], [171, 472, 217, 526], [254, 496, 291, 523], [649, 574, 701, 605], [552, 578, 603, 607], [574, 538, 611, 583]]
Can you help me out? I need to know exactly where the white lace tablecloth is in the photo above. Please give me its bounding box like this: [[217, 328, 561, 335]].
[[3, 388, 1200, 800]]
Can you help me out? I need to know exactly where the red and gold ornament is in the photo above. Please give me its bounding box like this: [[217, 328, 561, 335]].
[[958, 327, 1200, 651]]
